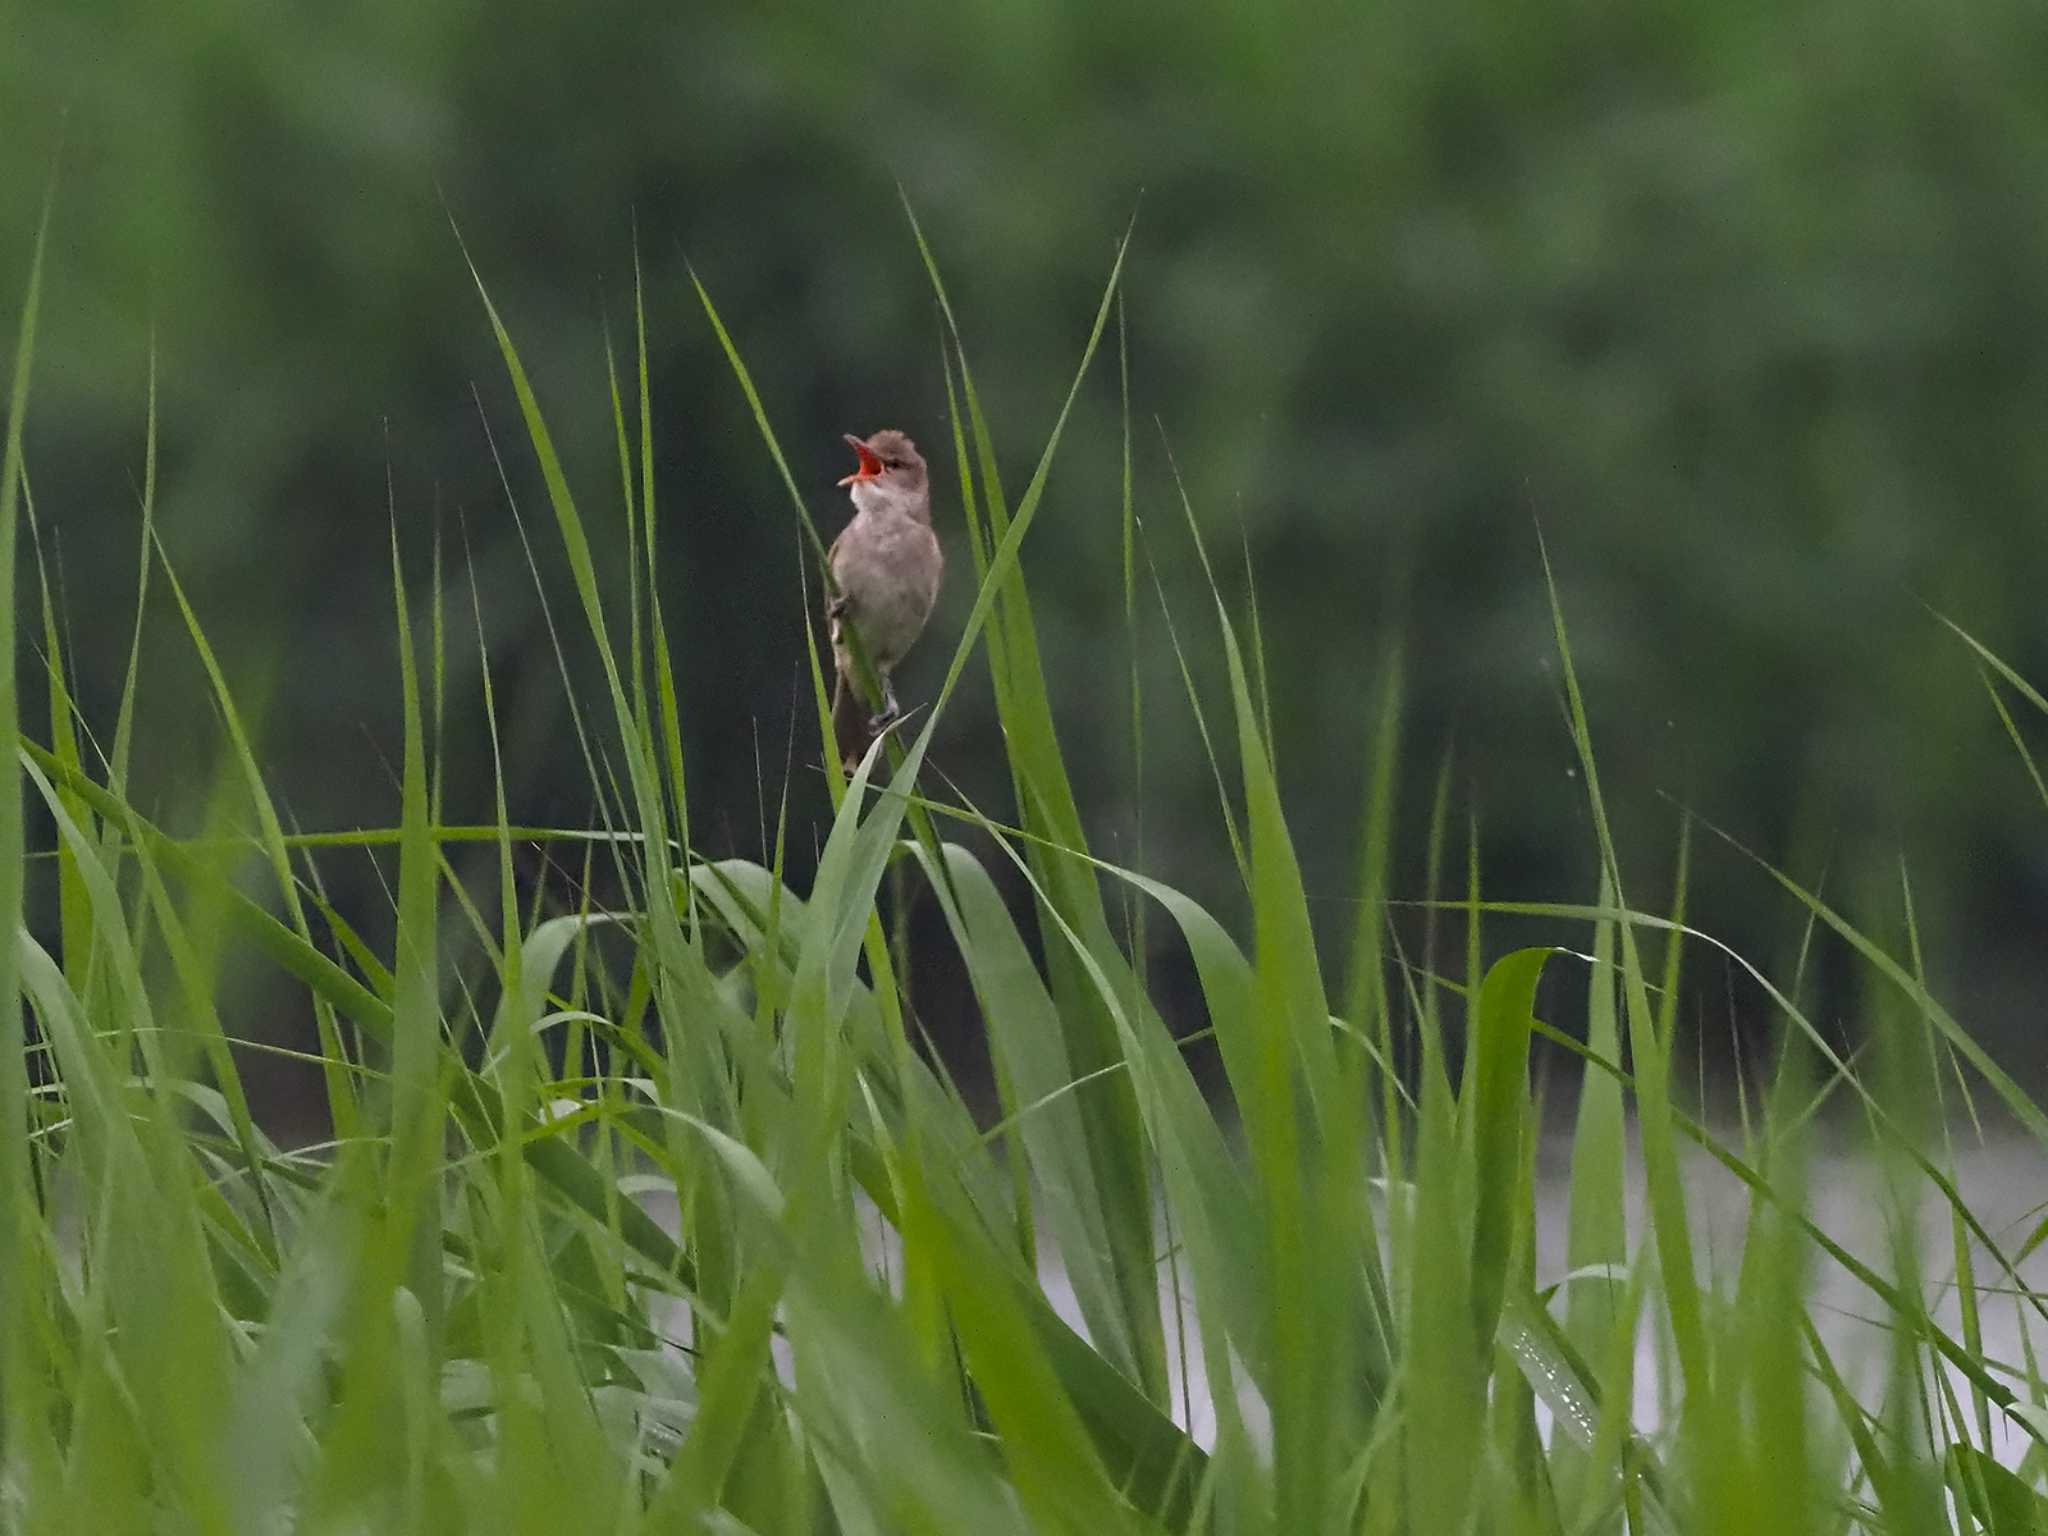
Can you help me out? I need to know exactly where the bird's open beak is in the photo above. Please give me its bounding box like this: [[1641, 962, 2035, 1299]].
[[838, 433, 884, 485]]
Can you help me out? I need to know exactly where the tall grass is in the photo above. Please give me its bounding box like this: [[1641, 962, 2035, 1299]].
[[5, 209, 2048, 1533]]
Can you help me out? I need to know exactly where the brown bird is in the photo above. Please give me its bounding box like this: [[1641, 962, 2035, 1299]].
[[827, 429, 943, 772]]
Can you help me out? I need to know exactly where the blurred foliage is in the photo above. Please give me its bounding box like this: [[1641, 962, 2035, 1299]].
[[8, 0, 2048, 1052]]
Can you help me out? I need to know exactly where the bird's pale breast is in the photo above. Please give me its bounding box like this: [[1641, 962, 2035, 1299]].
[[830, 511, 943, 669]]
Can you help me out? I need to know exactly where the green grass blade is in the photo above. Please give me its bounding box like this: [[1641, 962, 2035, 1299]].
[[0, 181, 53, 1498], [1463, 946, 1552, 1366], [387, 524, 445, 1350], [23, 472, 94, 996], [107, 333, 156, 803], [911, 839, 1145, 1385], [1539, 536, 1711, 1411], [1565, 867, 1627, 1354], [153, 529, 361, 1138], [902, 199, 1168, 1401]]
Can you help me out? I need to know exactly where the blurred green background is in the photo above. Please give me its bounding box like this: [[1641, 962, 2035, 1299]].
[[9, 0, 2048, 1078]]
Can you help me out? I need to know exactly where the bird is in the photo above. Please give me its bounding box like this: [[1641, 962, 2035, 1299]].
[[827, 428, 943, 773]]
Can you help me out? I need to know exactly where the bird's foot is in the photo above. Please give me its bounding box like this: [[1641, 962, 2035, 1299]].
[[826, 595, 848, 621], [868, 685, 903, 737]]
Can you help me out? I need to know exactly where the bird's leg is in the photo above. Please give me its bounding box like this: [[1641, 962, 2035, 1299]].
[[827, 594, 848, 621], [869, 677, 902, 734]]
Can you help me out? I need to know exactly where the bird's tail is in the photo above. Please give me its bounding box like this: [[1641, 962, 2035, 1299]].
[[831, 671, 872, 773]]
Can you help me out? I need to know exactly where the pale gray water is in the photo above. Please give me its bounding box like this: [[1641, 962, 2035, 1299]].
[[1018, 1130, 2048, 1461]]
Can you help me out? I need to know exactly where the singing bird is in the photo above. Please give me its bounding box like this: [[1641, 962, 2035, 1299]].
[[827, 429, 943, 771]]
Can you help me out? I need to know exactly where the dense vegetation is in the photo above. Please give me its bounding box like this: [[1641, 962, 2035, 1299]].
[[6, 198, 2048, 1531]]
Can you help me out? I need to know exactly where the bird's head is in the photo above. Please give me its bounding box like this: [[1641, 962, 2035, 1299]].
[[839, 429, 929, 519]]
